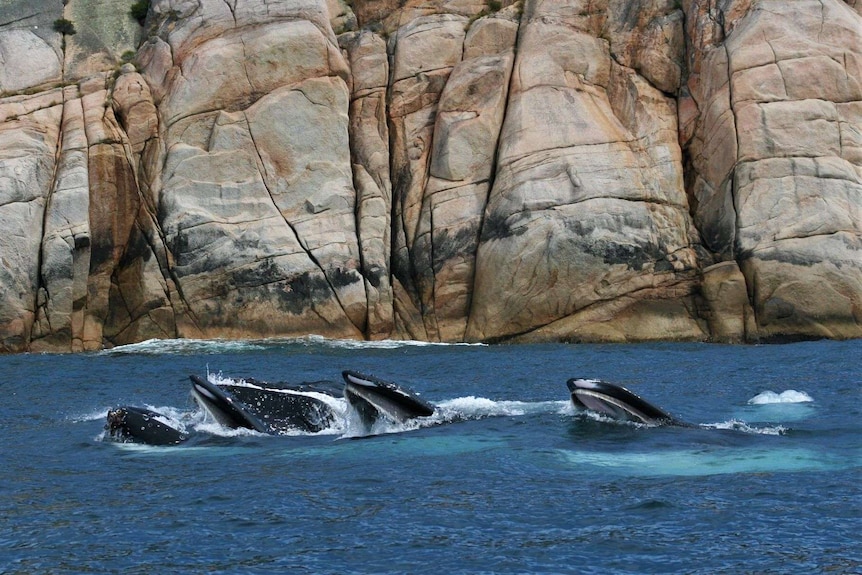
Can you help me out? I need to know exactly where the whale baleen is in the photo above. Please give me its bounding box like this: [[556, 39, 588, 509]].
[[200, 376, 342, 433]]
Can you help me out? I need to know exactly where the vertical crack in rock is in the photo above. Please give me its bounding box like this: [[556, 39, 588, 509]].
[[385, 24, 420, 339], [242, 110, 352, 328], [817, 0, 826, 42], [109, 69, 198, 340], [722, 37, 756, 329], [223, 0, 237, 25], [34, 94, 69, 344], [142, 187, 201, 334], [341, 30, 393, 338], [31, 8, 75, 345], [464, 10, 523, 338]]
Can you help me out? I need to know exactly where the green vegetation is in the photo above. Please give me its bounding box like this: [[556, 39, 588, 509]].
[[53, 18, 76, 35], [468, 0, 504, 27], [130, 0, 150, 25]]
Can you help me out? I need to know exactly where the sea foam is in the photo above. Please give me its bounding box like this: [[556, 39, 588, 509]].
[[102, 335, 486, 355]]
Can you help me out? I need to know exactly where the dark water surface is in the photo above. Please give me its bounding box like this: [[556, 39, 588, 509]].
[[1, 339, 860, 574]]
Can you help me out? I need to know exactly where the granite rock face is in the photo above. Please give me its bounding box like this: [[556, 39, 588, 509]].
[[0, 0, 860, 351]]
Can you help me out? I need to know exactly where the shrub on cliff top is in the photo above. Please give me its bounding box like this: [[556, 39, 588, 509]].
[[130, 0, 150, 25], [53, 18, 76, 35]]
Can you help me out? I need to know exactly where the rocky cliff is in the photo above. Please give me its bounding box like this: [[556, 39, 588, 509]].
[[0, 0, 860, 352]]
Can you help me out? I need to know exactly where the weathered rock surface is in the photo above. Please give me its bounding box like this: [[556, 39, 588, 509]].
[[0, 0, 859, 351]]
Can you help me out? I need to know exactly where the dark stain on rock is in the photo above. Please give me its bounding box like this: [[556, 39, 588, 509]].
[[363, 265, 385, 289], [118, 225, 154, 267], [761, 297, 796, 322], [480, 212, 528, 242], [74, 234, 91, 250], [330, 266, 362, 288], [88, 234, 115, 273], [432, 225, 480, 274], [232, 258, 281, 288], [562, 219, 666, 270], [280, 272, 333, 314]]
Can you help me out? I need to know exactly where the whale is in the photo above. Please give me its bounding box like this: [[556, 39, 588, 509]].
[[566, 378, 690, 426], [105, 406, 188, 445], [106, 372, 435, 445], [342, 370, 435, 426], [196, 376, 342, 433]]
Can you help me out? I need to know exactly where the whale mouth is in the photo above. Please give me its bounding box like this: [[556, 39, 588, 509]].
[[566, 378, 686, 426], [104, 406, 189, 445], [342, 370, 435, 426]]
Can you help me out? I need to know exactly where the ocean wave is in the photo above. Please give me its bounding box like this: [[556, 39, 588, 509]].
[[748, 390, 814, 404]]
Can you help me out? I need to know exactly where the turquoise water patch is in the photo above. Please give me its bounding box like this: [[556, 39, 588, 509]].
[[557, 446, 858, 477]]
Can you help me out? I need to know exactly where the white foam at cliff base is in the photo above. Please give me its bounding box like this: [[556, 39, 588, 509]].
[[103, 335, 487, 355], [748, 390, 814, 405], [102, 338, 267, 355], [297, 334, 487, 349]]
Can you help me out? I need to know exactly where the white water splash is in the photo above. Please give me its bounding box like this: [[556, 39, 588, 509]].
[[748, 390, 814, 405], [193, 421, 267, 437], [436, 397, 567, 418], [337, 397, 569, 439], [702, 419, 787, 436]]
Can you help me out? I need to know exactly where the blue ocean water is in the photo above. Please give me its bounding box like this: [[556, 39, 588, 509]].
[[1, 338, 860, 574]]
